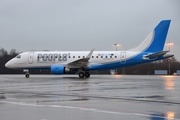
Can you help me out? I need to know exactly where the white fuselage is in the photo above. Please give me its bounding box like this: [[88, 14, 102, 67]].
[[5, 51, 140, 70]]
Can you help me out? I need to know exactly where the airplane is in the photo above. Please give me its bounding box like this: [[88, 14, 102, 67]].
[[5, 20, 174, 78]]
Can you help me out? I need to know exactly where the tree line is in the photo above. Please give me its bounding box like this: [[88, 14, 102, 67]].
[[1, 48, 180, 75]]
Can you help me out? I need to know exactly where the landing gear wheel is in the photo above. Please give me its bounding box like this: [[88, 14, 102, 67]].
[[25, 74, 30, 78], [79, 72, 85, 78], [85, 72, 90, 78]]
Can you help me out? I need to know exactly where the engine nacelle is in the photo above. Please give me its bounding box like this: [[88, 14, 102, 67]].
[[51, 65, 70, 74]]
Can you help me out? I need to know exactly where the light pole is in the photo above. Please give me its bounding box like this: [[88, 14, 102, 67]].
[[113, 43, 121, 74], [113, 43, 121, 51], [165, 42, 174, 75], [165, 42, 173, 52]]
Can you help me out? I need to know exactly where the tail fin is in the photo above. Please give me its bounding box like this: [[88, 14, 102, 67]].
[[129, 20, 171, 52]]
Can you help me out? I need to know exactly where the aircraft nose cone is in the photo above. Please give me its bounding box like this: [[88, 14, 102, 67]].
[[5, 61, 10, 68]]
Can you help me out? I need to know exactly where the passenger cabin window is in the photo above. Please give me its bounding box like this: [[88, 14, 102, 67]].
[[101, 56, 103, 58], [69, 56, 70, 58], [96, 56, 98, 58], [105, 56, 107, 58], [78, 56, 80, 58], [73, 56, 75, 58], [115, 56, 117, 58], [92, 56, 94, 58], [16, 55, 21, 58]]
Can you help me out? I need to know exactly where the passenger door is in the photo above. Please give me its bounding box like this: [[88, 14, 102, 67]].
[[120, 52, 126, 64], [28, 52, 34, 64]]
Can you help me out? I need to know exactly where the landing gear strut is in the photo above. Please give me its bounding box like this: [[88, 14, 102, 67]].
[[78, 72, 90, 78]]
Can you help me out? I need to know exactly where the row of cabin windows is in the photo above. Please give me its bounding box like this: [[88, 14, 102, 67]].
[[68, 56, 117, 58], [41, 56, 117, 59]]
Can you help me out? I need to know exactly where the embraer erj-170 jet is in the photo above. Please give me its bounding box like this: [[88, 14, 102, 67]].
[[5, 20, 174, 78]]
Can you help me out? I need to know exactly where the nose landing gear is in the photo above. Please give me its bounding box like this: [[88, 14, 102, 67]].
[[25, 73, 30, 78], [23, 69, 30, 78]]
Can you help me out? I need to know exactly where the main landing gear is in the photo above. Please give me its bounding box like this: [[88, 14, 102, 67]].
[[78, 72, 90, 78]]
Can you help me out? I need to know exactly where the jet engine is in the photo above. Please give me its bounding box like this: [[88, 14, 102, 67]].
[[51, 65, 70, 74]]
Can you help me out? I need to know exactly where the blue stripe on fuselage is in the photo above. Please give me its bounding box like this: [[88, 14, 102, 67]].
[[87, 52, 163, 71]]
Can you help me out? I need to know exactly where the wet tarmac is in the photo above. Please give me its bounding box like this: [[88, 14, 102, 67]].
[[0, 75, 180, 120]]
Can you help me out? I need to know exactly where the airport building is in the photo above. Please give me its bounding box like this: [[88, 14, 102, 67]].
[[154, 70, 167, 75]]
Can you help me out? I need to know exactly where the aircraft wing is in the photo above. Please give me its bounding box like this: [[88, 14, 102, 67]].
[[145, 51, 169, 58], [65, 49, 94, 68]]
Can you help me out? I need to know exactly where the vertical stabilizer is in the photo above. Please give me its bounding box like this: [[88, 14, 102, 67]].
[[129, 20, 171, 52]]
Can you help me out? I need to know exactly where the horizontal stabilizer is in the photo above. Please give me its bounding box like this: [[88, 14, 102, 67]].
[[163, 54, 174, 59], [145, 51, 169, 58]]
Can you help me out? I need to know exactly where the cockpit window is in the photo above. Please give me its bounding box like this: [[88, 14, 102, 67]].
[[16, 55, 21, 58]]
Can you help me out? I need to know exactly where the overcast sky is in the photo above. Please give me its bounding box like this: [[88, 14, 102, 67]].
[[0, 0, 180, 60]]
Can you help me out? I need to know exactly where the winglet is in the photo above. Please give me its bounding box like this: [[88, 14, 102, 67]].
[[66, 49, 95, 68], [86, 49, 94, 59]]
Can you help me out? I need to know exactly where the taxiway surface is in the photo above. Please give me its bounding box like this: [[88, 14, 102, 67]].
[[0, 75, 180, 120]]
